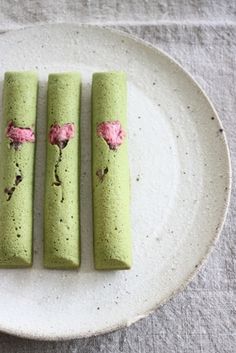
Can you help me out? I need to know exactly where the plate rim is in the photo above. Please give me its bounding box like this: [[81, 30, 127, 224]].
[[0, 23, 232, 341]]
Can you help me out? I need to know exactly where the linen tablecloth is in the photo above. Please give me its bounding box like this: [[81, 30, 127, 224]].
[[0, 1, 235, 352]]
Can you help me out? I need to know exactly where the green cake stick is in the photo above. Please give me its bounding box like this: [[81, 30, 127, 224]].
[[0, 72, 38, 267], [92, 72, 132, 270], [44, 73, 81, 269]]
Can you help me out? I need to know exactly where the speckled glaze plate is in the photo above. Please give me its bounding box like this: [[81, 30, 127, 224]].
[[0, 24, 231, 340]]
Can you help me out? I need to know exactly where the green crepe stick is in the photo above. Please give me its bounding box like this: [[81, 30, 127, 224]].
[[0, 72, 38, 267], [92, 72, 132, 270], [44, 73, 81, 269]]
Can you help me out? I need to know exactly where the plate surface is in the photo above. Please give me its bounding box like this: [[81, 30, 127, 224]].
[[0, 24, 231, 340]]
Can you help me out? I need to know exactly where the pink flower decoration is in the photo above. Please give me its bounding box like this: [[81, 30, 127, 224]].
[[49, 123, 75, 148], [6, 121, 35, 144], [97, 120, 126, 150]]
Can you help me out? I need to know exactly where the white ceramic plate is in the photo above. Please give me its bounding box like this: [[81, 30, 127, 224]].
[[0, 24, 231, 340]]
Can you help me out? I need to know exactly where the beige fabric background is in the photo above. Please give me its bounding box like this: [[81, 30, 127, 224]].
[[0, 1, 235, 352]]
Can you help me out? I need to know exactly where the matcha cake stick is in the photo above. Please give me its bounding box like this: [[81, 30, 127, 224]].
[[92, 72, 132, 270], [44, 73, 80, 269], [0, 72, 38, 267]]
